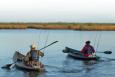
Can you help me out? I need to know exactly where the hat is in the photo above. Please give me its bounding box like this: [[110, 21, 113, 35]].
[[86, 41, 90, 44], [30, 44, 37, 49]]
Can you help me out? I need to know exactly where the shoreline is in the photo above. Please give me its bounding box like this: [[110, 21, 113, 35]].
[[0, 23, 115, 31]]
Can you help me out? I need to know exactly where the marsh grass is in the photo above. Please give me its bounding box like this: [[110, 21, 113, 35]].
[[0, 23, 115, 30]]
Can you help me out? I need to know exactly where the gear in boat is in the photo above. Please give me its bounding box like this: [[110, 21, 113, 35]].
[[13, 44, 45, 71], [63, 47, 100, 60]]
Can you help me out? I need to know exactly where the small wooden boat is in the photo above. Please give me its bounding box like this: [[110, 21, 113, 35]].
[[63, 47, 100, 60], [13, 51, 45, 72]]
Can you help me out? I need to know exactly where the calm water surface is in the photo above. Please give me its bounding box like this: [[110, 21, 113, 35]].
[[0, 29, 115, 77]]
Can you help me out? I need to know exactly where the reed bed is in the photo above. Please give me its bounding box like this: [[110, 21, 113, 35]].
[[0, 23, 115, 30]]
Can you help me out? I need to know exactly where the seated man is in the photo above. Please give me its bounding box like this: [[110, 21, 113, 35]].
[[25, 44, 44, 67], [80, 41, 96, 57]]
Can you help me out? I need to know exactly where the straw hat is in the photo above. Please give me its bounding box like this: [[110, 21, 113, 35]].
[[30, 44, 37, 49]]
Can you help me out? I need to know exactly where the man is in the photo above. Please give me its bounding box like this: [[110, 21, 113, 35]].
[[26, 44, 44, 66], [80, 41, 96, 57]]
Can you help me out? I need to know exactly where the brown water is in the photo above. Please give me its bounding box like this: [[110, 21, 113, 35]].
[[0, 29, 115, 77]]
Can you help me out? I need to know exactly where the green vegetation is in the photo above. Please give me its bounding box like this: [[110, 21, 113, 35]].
[[0, 22, 115, 30]]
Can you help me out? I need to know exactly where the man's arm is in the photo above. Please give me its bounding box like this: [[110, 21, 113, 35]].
[[37, 50, 44, 57], [91, 46, 96, 53]]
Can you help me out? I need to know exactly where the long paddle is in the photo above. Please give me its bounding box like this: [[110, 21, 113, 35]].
[[97, 51, 112, 54], [1, 41, 59, 69]]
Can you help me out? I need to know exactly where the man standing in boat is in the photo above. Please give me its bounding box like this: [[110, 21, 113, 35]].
[[80, 41, 96, 57], [26, 44, 44, 67]]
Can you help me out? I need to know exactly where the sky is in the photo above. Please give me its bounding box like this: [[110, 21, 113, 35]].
[[0, 0, 115, 23]]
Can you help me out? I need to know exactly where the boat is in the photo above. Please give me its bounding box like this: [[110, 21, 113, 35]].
[[63, 47, 100, 60], [13, 51, 45, 72]]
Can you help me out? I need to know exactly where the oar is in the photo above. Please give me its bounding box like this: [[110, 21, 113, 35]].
[[1, 63, 15, 69], [97, 51, 112, 54], [1, 41, 59, 69]]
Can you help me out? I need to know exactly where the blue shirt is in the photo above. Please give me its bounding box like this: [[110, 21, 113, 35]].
[[30, 50, 39, 61]]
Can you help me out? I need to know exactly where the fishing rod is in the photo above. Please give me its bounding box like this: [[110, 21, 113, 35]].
[[39, 41, 58, 51]]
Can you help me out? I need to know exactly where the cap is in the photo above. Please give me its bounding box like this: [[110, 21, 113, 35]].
[[86, 41, 90, 44]]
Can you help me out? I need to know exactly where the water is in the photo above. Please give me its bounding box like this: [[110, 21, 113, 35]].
[[0, 29, 115, 77]]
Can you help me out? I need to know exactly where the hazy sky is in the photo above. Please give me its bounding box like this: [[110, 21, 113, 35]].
[[0, 0, 115, 23]]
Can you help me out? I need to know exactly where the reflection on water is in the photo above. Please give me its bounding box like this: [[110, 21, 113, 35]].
[[62, 56, 100, 73], [82, 60, 98, 73], [62, 57, 84, 73], [24, 71, 42, 77], [0, 30, 115, 77]]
